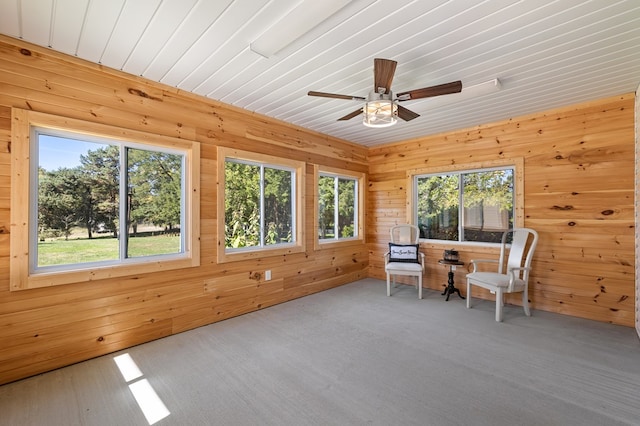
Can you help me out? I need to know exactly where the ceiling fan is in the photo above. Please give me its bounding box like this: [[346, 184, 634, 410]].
[[308, 58, 462, 128]]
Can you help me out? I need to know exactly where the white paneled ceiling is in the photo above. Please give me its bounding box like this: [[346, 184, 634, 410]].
[[1, 0, 640, 146]]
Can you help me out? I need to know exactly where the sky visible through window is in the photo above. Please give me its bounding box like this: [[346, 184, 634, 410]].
[[38, 134, 104, 171]]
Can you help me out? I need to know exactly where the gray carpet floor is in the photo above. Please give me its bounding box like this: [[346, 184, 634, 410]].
[[1, 278, 640, 426]]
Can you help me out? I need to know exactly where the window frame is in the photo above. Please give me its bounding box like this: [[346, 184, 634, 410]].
[[217, 147, 305, 263], [314, 165, 365, 250], [10, 109, 200, 291], [408, 158, 524, 246]]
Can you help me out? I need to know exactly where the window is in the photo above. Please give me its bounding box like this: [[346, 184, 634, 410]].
[[318, 174, 357, 240], [224, 160, 294, 248], [217, 147, 304, 262], [10, 109, 200, 290], [315, 166, 365, 247], [413, 162, 521, 244]]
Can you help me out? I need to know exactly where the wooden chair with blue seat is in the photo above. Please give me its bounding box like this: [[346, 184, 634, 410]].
[[466, 227, 539, 322], [384, 224, 425, 299]]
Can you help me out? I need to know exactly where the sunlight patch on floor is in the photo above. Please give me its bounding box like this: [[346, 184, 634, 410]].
[[114, 353, 170, 425]]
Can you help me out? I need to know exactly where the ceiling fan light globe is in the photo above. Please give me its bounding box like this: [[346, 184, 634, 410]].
[[363, 95, 398, 128]]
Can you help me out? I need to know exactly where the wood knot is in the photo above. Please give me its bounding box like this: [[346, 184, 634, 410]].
[[128, 88, 162, 102], [552, 205, 573, 211], [567, 221, 576, 226], [96, 336, 104, 342], [20, 48, 32, 56], [601, 209, 614, 216]]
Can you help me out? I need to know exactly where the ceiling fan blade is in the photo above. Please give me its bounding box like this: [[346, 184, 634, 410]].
[[373, 58, 397, 94], [396, 80, 462, 101], [397, 105, 420, 121], [337, 109, 363, 121], [308, 91, 365, 101]]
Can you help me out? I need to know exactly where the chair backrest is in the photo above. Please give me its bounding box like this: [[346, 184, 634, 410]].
[[390, 224, 419, 244], [498, 228, 539, 283]]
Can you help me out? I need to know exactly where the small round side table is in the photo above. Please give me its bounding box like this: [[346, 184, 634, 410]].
[[438, 259, 465, 301]]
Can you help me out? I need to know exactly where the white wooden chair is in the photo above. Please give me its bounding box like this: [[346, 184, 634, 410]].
[[384, 224, 425, 299], [466, 228, 539, 322]]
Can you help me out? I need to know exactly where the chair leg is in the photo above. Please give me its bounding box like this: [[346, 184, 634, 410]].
[[466, 281, 472, 309], [495, 288, 504, 322], [386, 273, 391, 296], [522, 286, 531, 316], [418, 274, 422, 299]]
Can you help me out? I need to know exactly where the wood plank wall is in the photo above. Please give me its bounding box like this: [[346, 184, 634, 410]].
[[635, 84, 640, 338], [0, 36, 369, 385], [368, 94, 636, 327], [0, 34, 636, 385]]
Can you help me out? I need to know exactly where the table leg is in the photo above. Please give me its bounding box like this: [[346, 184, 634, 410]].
[[442, 266, 465, 301]]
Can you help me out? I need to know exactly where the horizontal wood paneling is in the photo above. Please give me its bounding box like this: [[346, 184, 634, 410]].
[[368, 93, 636, 327], [0, 33, 636, 385], [0, 36, 369, 385]]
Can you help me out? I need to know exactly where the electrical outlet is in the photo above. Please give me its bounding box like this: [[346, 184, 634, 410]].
[[265, 270, 271, 281]]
